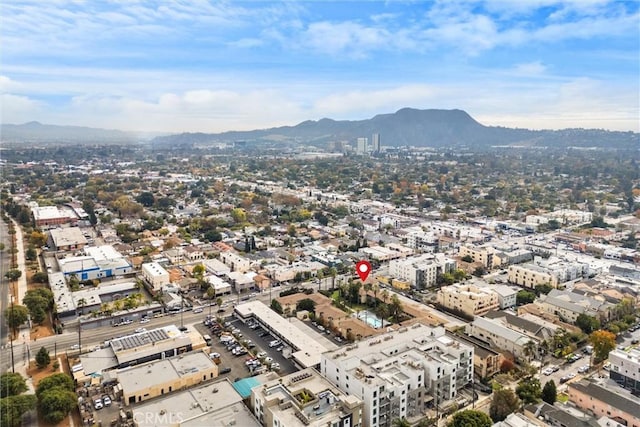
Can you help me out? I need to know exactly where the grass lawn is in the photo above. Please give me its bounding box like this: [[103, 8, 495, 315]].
[[557, 393, 569, 403]]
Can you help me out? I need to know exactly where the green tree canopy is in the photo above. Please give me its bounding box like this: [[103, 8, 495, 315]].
[[516, 290, 536, 305], [0, 394, 37, 427], [542, 380, 557, 405], [490, 388, 520, 422], [38, 388, 77, 424], [516, 377, 542, 404], [0, 373, 28, 398], [4, 269, 22, 281], [35, 373, 74, 399], [270, 299, 283, 314], [136, 191, 155, 207], [4, 305, 29, 332], [575, 313, 600, 334], [296, 298, 317, 313], [35, 347, 50, 369], [448, 410, 492, 427]]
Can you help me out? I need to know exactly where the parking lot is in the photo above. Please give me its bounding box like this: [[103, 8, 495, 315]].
[[194, 316, 299, 382]]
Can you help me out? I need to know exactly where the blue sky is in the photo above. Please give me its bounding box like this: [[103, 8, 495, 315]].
[[1, 0, 638, 133]]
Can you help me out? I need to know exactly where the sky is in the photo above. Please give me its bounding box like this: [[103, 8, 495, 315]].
[[1, 0, 639, 134]]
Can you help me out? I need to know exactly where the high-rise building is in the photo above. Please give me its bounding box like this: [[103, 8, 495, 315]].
[[321, 324, 473, 427], [372, 133, 380, 153], [356, 137, 368, 155]]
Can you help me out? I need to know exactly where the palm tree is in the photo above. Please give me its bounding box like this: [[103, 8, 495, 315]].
[[381, 289, 389, 304], [389, 295, 403, 324], [372, 283, 380, 307], [392, 417, 411, 427], [329, 267, 337, 289], [363, 282, 372, 306]]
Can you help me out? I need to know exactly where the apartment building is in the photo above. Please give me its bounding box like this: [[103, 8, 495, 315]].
[[465, 316, 537, 361], [609, 348, 640, 394], [508, 257, 591, 289], [568, 379, 640, 427], [251, 368, 363, 427], [389, 254, 456, 289], [534, 289, 615, 323], [508, 264, 557, 288], [406, 230, 439, 253], [220, 251, 252, 273], [459, 245, 497, 270], [141, 262, 170, 293], [436, 284, 499, 317], [321, 324, 473, 427]]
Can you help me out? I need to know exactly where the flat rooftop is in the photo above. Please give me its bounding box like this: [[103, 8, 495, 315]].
[[235, 300, 330, 367], [132, 379, 259, 427], [117, 351, 215, 395]]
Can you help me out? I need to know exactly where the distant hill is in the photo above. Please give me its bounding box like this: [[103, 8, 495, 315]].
[[150, 108, 639, 150], [0, 121, 136, 144]]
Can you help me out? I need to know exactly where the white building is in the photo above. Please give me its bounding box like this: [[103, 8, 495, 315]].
[[141, 262, 170, 292], [321, 324, 473, 427], [465, 316, 535, 361], [389, 254, 456, 289], [608, 348, 640, 394], [220, 251, 252, 273], [251, 368, 363, 427]]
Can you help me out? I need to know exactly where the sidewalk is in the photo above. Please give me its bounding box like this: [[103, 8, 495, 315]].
[[9, 218, 32, 381]]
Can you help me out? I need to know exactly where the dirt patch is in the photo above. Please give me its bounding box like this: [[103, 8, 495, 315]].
[[27, 354, 77, 427]]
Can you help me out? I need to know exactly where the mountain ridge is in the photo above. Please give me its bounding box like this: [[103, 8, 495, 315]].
[[2, 108, 638, 148]]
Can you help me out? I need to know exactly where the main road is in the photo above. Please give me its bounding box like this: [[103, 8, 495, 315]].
[[0, 218, 11, 349]]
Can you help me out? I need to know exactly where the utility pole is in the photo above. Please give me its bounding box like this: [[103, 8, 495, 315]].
[[10, 299, 15, 373], [180, 292, 184, 329]]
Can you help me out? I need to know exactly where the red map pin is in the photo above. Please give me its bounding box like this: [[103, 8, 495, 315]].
[[356, 260, 372, 282]]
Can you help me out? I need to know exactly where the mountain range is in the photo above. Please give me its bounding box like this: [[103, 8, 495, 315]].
[[2, 109, 638, 149]]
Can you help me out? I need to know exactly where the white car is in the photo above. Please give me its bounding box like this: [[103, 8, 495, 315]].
[[140, 318, 150, 324], [70, 344, 80, 350], [94, 399, 103, 410], [193, 308, 203, 313], [542, 368, 553, 376], [134, 327, 146, 334], [578, 365, 589, 374]]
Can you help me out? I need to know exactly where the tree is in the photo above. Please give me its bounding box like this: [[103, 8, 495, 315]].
[[270, 299, 283, 315], [296, 298, 317, 313], [0, 394, 37, 427], [576, 313, 600, 335], [448, 410, 492, 427], [541, 380, 557, 405], [516, 377, 541, 404], [136, 191, 155, 207], [389, 295, 404, 323], [534, 283, 553, 296], [4, 269, 22, 281], [590, 330, 617, 363], [392, 417, 411, 427], [516, 290, 536, 305], [0, 373, 27, 398], [490, 388, 520, 422], [38, 388, 77, 424], [32, 272, 48, 283], [230, 208, 247, 224], [35, 373, 74, 398], [4, 305, 29, 333], [523, 340, 537, 363], [36, 347, 50, 369], [192, 264, 205, 279], [473, 266, 486, 277], [23, 288, 54, 325], [25, 246, 37, 261], [461, 255, 474, 263]]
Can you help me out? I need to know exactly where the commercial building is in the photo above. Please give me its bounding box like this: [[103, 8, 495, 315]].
[[321, 323, 473, 427], [235, 301, 332, 368], [220, 251, 252, 272], [48, 227, 88, 251], [58, 245, 132, 281], [141, 262, 170, 293], [436, 283, 500, 317], [251, 368, 363, 427], [116, 351, 218, 405], [608, 348, 640, 394], [372, 133, 380, 153], [133, 379, 259, 427], [32, 204, 79, 229], [356, 137, 368, 155]]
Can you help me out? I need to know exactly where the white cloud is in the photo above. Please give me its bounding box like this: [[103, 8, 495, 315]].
[[513, 61, 547, 75]]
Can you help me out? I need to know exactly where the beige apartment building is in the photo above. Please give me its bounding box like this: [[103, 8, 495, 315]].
[[508, 264, 558, 288], [459, 245, 498, 269], [436, 283, 500, 317]]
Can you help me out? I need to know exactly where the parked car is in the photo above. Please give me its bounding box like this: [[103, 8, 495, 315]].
[[219, 367, 232, 374], [94, 399, 104, 410], [140, 318, 150, 324], [102, 396, 112, 407], [69, 344, 80, 350], [578, 365, 589, 374], [193, 307, 203, 313]]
